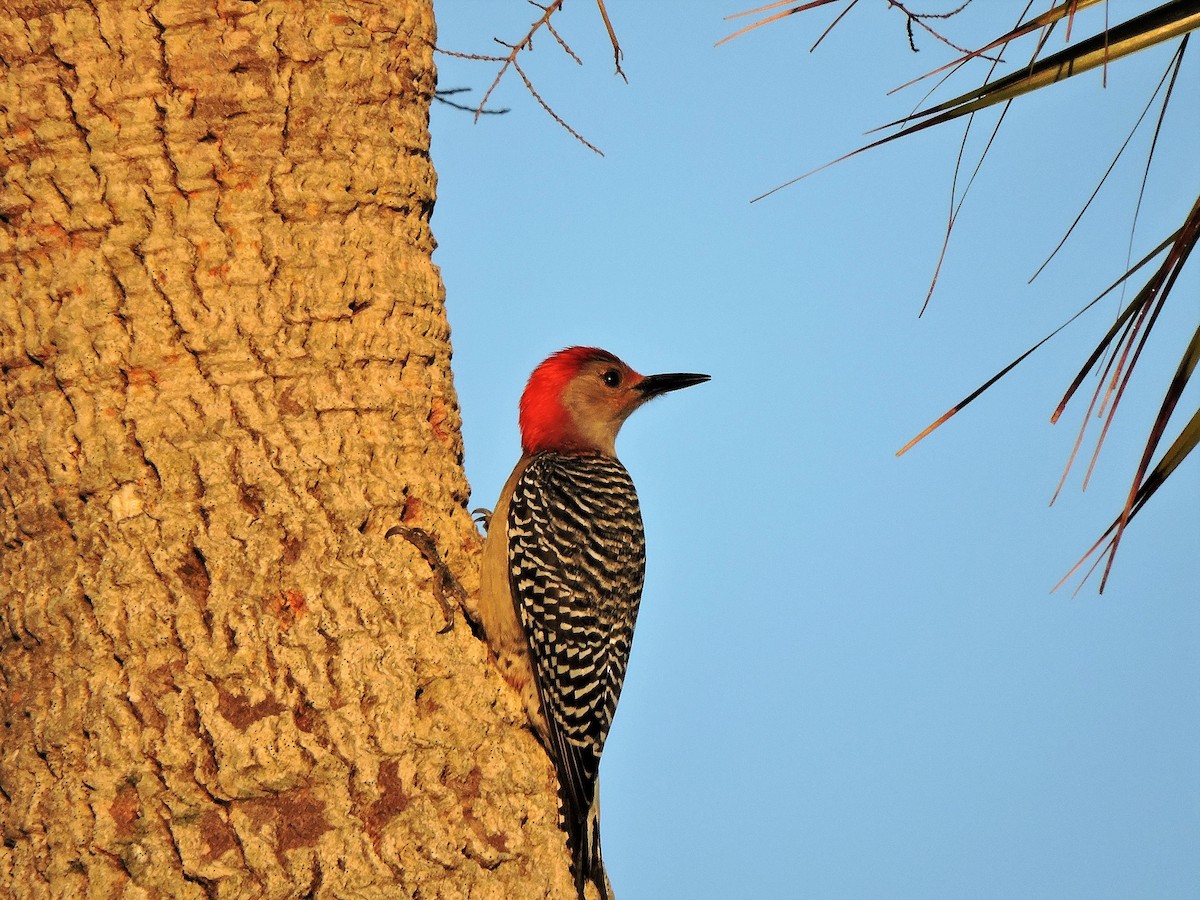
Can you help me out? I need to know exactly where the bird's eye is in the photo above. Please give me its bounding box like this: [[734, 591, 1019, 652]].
[[602, 369, 621, 388]]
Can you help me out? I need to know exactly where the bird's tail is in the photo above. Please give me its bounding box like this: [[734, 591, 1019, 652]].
[[570, 783, 613, 900]]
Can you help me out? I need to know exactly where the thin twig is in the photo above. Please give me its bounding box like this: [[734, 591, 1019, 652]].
[[884, 0, 979, 56], [513, 58, 604, 155], [596, 0, 628, 81], [439, 0, 618, 154], [434, 87, 510, 116], [545, 15, 584, 65], [474, 0, 567, 124]]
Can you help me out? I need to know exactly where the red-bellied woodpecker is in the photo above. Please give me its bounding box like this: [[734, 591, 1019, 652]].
[[478, 347, 709, 900]]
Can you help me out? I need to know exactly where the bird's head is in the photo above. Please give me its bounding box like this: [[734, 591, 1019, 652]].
[[518, 346, 709, 457]]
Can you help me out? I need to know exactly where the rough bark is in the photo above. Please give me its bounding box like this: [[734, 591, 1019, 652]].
[[0, 1, 577, 896]]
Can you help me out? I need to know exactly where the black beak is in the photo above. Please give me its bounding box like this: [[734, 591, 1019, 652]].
[[634, 372, 711, 399]]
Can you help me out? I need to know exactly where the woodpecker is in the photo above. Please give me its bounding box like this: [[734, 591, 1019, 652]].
[[478, 347, 708, 900]]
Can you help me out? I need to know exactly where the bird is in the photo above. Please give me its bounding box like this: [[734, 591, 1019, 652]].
[[477, 346, 709, 900]]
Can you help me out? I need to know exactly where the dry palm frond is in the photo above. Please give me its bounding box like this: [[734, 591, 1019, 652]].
[[726, 0, 1200, 589]]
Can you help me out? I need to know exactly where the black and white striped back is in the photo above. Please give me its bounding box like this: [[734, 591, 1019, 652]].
[[507, 450, 646, 897]]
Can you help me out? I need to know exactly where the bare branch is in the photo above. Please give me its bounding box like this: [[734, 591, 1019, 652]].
[[885, 0, 979, 55], [512, 58, 604, 155], [471, 0, 567, 123], [545, 14, 584, 65], [437, 0, 626, 153], [434, 87, 510, 116], [596, 0, 628, 81]]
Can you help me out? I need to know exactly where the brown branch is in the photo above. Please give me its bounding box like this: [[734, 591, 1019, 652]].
[[545, 13, 584, 65], [512, 58, 604, 155], [437, 0, 621, 154], [596, 0, 628, 81], [435, 48, 507, 63], [472, 0, 567, 123], [885, 0, 979, 55]]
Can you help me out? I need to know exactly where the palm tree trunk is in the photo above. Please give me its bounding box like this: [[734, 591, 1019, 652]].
[[0, 2, 577, 895]]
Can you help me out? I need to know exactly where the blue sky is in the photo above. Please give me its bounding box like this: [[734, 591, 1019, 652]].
[[430, 3, 1199, 898]]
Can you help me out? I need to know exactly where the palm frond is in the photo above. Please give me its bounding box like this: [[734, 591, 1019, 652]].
[[877, 1, 1200, 131], [732, 0, 1200, 589]]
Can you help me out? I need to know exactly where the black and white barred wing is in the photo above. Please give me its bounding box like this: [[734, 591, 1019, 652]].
[[507, 452, 647, 825]]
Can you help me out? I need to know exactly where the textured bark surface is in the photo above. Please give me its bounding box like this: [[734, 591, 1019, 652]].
[[0, 1, 578, 896]]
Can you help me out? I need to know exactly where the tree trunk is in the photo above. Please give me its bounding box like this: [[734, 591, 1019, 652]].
[[0, 2, 576, 896]]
